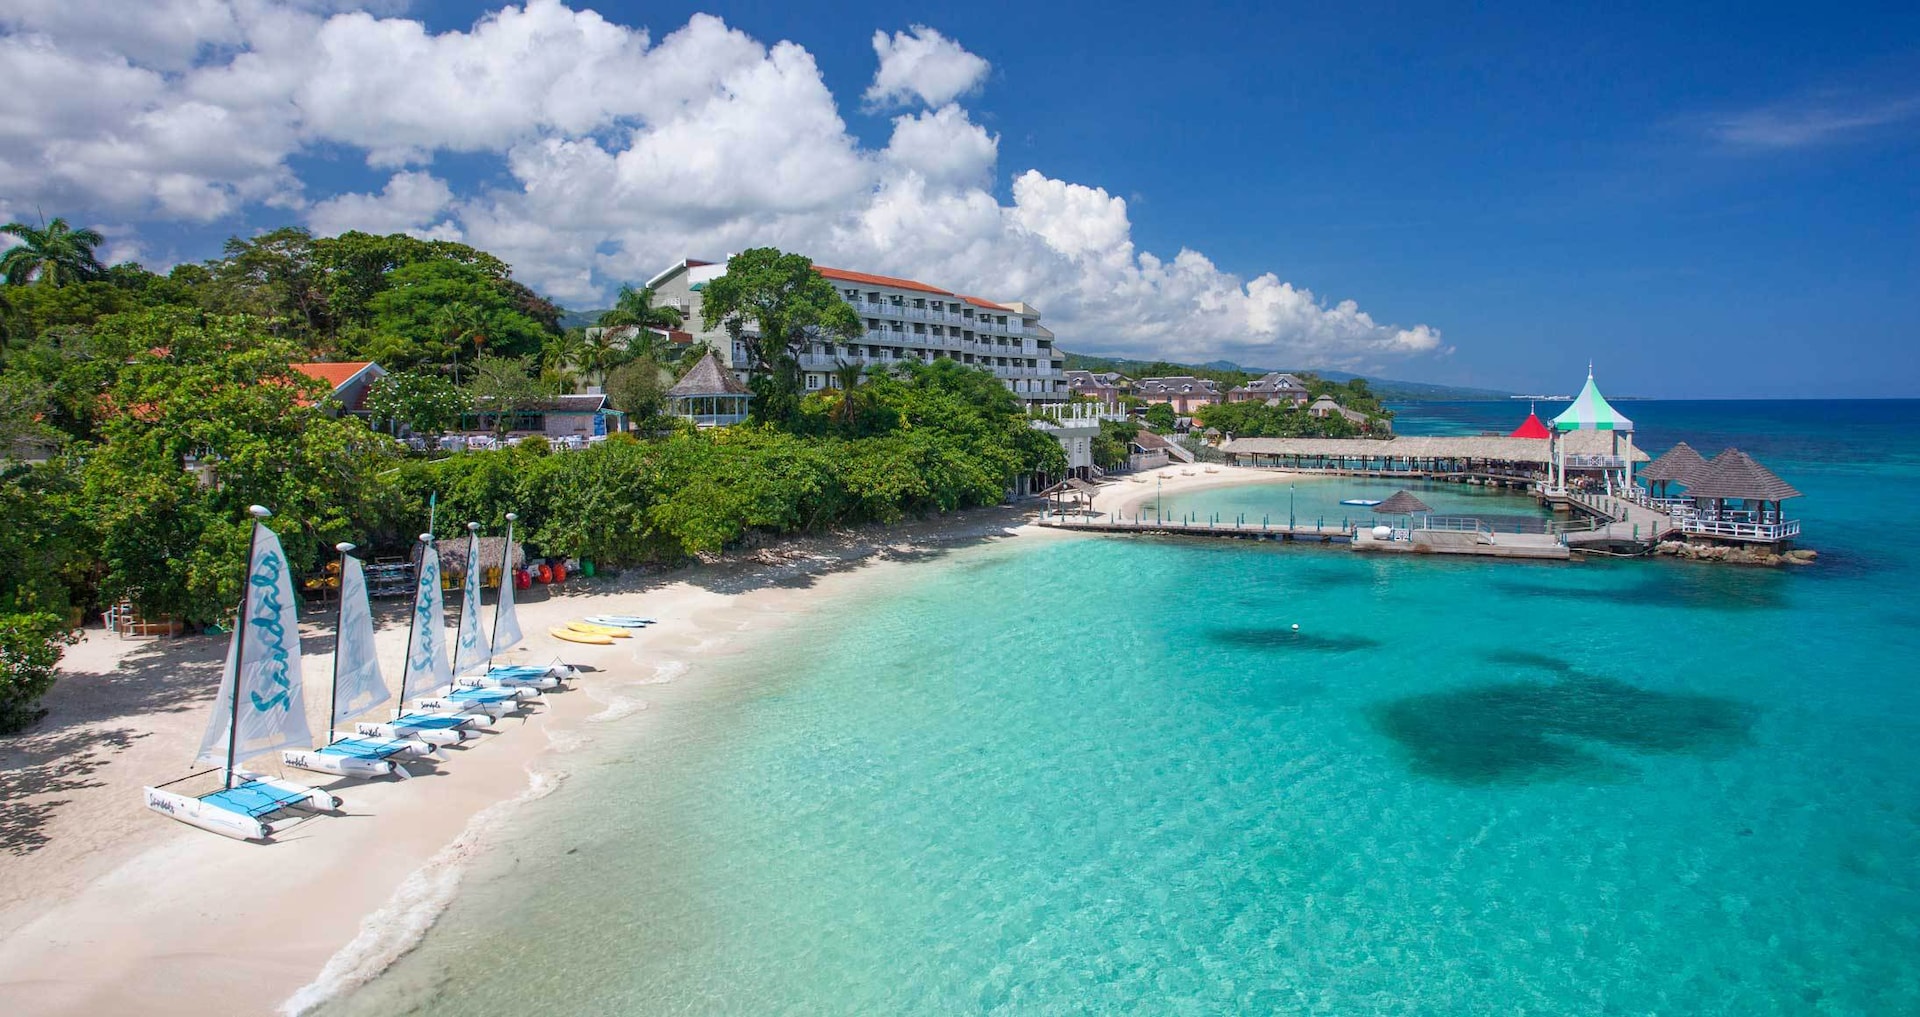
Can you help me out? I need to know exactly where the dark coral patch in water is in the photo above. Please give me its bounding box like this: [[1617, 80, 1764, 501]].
[[1482, 649, 1576, 673], [1211, 628, 1382, 653], [1370, 673, 1755, 785]]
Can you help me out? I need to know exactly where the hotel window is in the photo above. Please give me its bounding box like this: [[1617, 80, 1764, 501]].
[[890, 321, 903, 332], [807, 374, 823, 390]]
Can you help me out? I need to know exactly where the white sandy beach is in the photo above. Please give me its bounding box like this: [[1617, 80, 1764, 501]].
[[1087, 462, 1304, 519], [0, 467, 1310, 1016], [0, 508, 1085, 1016]]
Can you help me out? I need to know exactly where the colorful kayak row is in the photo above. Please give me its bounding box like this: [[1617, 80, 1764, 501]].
[[549, 615, 655, 645]]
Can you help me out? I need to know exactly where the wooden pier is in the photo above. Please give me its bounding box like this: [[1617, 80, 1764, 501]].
[[1035, 514, 1571, 560], [1035, 515, 1357, 543]]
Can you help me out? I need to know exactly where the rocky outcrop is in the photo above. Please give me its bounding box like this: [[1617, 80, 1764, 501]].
[[1653, 541, 1817, 567]]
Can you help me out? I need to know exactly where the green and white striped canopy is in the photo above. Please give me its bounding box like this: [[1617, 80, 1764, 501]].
[[1552, 371, 1632, 431]]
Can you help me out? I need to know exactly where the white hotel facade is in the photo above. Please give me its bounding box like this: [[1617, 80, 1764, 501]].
[[647, 259, 1068, 403]]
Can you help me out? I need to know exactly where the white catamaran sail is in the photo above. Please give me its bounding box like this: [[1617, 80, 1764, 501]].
[[453, 522, 492, 677], [358, 534, 494, 743], [283, 546, 437, 779], [145, 507, 341, 841], [492, 512, 524, 650]]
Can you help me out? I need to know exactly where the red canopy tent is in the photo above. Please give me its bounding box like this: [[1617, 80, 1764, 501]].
[[1509, 406, 1550, 439]]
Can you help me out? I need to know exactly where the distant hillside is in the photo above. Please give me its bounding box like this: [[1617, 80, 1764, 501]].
[[558, 308, 612, 330], [1062, 352, 1513, 402]]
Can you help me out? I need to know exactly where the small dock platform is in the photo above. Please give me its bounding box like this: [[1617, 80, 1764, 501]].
[[1351, 526, 1569, 560]]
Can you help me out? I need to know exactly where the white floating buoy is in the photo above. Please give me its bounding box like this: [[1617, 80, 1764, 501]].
[[1291, 623, 1300, 631]]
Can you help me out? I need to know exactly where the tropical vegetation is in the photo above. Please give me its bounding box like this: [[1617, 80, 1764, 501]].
[[0, 222, 1063, 731]]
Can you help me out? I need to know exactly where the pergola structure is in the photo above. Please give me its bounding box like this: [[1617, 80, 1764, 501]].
[[1548, 369, 1636, 494], [667, 350, 752, 427]]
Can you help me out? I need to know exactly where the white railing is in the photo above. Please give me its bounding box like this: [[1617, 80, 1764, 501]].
[[1566, 454, 1626, 468], [1678, 517, 1801, 541], [1420, 516, 1493, 535]]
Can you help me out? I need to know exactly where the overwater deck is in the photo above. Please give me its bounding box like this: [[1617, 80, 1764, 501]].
[[1035, 513, 1573, 560]]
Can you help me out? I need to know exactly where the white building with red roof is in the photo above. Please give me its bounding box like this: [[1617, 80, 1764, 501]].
[[645, 258, 1066, 403]]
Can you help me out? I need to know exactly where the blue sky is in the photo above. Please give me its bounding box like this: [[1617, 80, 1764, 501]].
[[4, 1, 1917, 396]]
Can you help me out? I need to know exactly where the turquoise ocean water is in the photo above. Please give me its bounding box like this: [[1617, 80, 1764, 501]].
[[324, 401, 1920, 1016]]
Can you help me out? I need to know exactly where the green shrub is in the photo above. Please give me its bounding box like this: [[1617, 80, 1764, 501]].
[[0, 612, 74, 733]]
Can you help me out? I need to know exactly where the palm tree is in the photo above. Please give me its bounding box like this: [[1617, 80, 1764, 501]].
[[541, 329, 586, 391], [597, 285, 685, 333], [829, 359, 866, 430], [579, 327, 629, 387], [1, 217, 106, 286]]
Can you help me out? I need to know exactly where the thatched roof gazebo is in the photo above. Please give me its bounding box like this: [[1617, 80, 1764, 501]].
[[425, 534, 526, 585], [1687, 449, 1801, 504], [1373, 490, 1433, 516], [1039, 477, 1100, 516], [1639, 441, 1709, 496], [667, 350, 752, 427]]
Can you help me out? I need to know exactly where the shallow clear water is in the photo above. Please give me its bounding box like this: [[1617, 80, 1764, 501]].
[[324, 401, 1920, 1016]]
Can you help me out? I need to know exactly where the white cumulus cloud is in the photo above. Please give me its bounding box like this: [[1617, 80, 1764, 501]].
[[864, 25, 990, 109], [0, 2, 1445, 368], [307, 171, 458, 238]]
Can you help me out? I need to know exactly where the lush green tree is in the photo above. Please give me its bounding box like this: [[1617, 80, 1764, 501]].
[[1, 217, 106, 287], [359, 260, 550, 370], [604, 356, 673, 424], [1092, 418, 1140, 470], [0, 611, 73, 733], [1143, 402, 1177, 432], [698, 248, 861, 424], [365, 371, 469, 437], [466, 354, 550, 436], [199, 227, 327, 336], [79, 310, 397, 622]]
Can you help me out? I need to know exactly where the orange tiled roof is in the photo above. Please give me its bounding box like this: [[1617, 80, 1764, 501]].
[[814, 266, 953, 297], [957, 294, 1009, 311], [291, 361, 376, 389]]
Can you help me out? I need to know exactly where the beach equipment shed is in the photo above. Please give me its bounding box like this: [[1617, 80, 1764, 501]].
[[667, 350, 752, 427], [1547, 368, 1637, 493]]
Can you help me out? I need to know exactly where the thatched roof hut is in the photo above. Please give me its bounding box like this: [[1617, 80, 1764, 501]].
[[421, 535, 527, 578], [1640, 441, 1709, 488], [1686, 449, 1801, 503], [1374, 490, 1433, 515]]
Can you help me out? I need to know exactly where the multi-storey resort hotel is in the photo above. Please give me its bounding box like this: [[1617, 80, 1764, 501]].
[[648, 259, 1068, 403]]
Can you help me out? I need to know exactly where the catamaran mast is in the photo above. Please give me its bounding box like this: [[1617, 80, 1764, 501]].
[[327, 541, 354, 747], [397, 532, 431, 706], [225, 505, 271, 790], [491, 512, 516, 649]]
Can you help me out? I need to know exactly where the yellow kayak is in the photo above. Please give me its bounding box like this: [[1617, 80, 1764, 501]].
[[551, 626, 613, 645], [566, 620, 632, 638]]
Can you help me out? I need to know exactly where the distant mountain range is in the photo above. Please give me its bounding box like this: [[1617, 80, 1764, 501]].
[[559, 308, 612, 330], [1067, 353, 1516, 402]]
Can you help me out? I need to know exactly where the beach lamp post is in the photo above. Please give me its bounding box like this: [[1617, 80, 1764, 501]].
[[1289, 484, 1296, 530], [1156, 474, 1162, 524]]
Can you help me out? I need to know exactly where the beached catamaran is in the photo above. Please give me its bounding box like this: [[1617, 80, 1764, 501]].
[[414, 522, 545, 716], [142, 506, 343, 841], [356, 533, 493, 745], [457, 512, 571, 690], [280, 543, 437, 781]]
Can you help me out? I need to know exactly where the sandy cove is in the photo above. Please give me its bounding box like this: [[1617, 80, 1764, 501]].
[[0, 507, 1076, 1017], [1087, 462, 1305, 519]]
